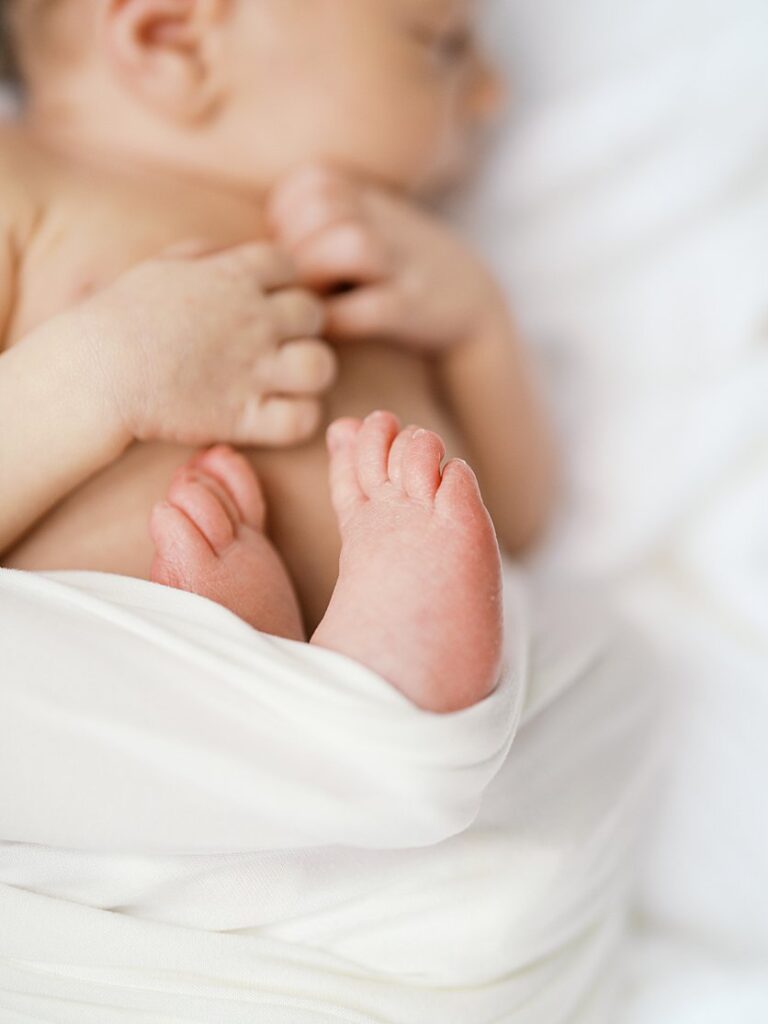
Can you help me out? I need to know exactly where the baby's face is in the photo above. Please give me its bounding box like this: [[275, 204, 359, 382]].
[[222, 0, 503, 194]]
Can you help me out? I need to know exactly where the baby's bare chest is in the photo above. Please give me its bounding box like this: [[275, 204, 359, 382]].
[[5, 174, 263, 344]]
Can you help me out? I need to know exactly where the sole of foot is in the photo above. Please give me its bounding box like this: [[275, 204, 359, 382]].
[[312, 411, 504, 713]]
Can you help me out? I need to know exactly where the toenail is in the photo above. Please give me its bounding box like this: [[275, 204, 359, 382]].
[[412, 428, 426, 438]]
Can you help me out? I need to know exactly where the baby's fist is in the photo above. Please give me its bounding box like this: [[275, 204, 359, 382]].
[[85, 241, 337, 448]]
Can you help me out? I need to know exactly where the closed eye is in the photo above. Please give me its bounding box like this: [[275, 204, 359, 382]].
[[434, 28, 473, 60], [411, 24, 474, 64]]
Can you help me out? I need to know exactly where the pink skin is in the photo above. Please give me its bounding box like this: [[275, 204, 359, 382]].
[[150, 412, 504, 713], [149, 445, 304, 641]]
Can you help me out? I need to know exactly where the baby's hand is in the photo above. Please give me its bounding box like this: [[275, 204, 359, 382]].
[[266, 164, 498, 352], [82, 241, 336, 447]]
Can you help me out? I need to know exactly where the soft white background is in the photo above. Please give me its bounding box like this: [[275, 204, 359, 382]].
[[464, 0, 768, 1017]]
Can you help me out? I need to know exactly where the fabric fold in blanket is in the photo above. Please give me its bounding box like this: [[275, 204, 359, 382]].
[[0, 568, 525, 854], [0, 566, 659, 1023]]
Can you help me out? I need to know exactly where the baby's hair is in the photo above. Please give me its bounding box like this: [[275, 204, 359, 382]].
[[0, 3, 20, 83], [0, 0, 59, 85]]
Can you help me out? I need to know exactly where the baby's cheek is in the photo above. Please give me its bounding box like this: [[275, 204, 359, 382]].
[[407, 89, 473, 187], [364, 101, 450, 192]]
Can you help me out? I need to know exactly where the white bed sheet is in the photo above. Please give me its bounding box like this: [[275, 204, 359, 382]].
[[465, 0, 768, 1016]]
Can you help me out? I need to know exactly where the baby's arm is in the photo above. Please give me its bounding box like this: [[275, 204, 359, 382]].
[[0, 242, 335, 558], [267, 165, 556, 553], [433, 292, 556, 552], [0, 304, 132, 556], [0, 229, 110, 556]]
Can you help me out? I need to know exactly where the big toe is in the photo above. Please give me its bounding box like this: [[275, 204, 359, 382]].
[[437, 458, 492, 523], [326, 418, 364, 522]]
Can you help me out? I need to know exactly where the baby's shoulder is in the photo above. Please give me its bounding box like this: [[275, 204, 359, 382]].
[[0, 124, 56, 341]]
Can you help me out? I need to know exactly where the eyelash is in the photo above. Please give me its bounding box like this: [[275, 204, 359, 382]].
[[434, 30, 472, 61], [413, 26, 473, 64]]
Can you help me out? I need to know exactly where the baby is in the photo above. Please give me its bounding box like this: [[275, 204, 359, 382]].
[[0, 0, 554, 711]]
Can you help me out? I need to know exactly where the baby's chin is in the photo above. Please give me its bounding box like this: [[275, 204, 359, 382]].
[[240, 142, 478, 202], [413, 154, 484, 204], [414, 131, 496, 201]]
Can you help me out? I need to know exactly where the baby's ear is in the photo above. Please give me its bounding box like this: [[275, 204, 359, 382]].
[[104, 0, 229, 121]]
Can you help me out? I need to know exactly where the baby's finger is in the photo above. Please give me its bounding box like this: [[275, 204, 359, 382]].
[[271, 200, 361, 252], [269, 339, 338, 394], [267, 163, 356, 230], [324, 286, 403, 341], [237, 396, 323, 447], [156, 238, 225, 261], [292, 222, 390, 290], [268, 288, 326, 338], [212, 242, 296, 291]]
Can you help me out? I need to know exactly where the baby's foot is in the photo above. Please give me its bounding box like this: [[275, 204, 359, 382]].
[[312, 412, 504, 712], [149, 445, 304, 641]]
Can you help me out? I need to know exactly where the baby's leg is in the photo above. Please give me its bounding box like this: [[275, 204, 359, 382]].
[[312, 412, 504, 712], [149, 445, 305, 641]]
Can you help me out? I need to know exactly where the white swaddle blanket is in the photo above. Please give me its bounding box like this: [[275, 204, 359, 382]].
[[0, 565, 657, 1023]]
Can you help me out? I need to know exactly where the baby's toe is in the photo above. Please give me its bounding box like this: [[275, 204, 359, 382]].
[[402, 429, 445, 503], [387, 426, 419, 489], [191, 445, 267, 531], [355, 410, 400, 495], [149, 501, 217, 589], [166, 473, 236, 554], [436, 458, 487, 519]]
